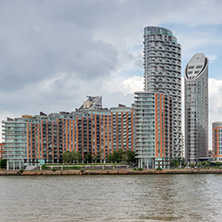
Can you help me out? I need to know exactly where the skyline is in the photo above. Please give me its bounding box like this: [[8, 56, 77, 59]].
[[0, 0, 222, 147]]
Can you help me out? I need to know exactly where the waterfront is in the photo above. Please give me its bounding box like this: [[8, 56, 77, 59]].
[[0, 175, 222, 222]]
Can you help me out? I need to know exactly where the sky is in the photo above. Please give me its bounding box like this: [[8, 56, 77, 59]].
[[0, 0, 222, 148]]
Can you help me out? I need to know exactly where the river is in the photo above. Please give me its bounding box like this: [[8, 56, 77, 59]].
[[0, 174, 221, 221]]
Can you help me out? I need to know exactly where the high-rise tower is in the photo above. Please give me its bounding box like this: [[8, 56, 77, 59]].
[[185, 53, 208, 163], [143, 26, 182, 158]]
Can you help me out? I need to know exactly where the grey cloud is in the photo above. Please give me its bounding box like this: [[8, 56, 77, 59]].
[[0, 0, 120, 92]]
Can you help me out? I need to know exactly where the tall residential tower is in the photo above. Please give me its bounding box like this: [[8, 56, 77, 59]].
[[185, 53, 208, 163], [135, 26, 182, 168]]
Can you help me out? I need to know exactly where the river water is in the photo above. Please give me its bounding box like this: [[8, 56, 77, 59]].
[[0, 174, 222, 222]]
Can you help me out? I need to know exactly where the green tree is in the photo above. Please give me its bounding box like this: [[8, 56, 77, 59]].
[[92, 154, 98, 163], [201, 160, 210, 169], [171, 158, 180, 168], [197, 161, 202, 168], [107, 153, 114, 163], [189, 163, 195, 168], [77, 151, 82, 163], [62, 151, 71, 163], [122, 153, 128, 163], [181, 158, 187, 167], [85, 153, 92, 163], [112, 149, 123, 163], [0, 159, 6, 169], [126, 150, 136, 164], [215, 162, 222, 168]]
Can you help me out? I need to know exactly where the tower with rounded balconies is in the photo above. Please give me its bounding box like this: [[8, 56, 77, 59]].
[[143, 26, 182, 159], [185, 53, 208, 163]]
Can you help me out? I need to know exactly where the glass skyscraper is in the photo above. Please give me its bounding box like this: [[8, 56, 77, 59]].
[[185, 53, 208, 163]]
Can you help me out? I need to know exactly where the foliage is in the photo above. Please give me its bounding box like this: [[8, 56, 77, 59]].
[[106, 149, 136, 164], [0, 159, 6, 169], [62, 150, 82, 163], [80, 168, 84, 173], [197, 162, 202, 168], [181, 158, 187, 167], [171, 158, 187, 168], [62, 151, 71, 163], [171, 158, 181, 168], [19, 168, 24, 173], [85, 153, 92, 163], [198, 160, 210, 169], [52, 167, 56, 172], [92, 154, 98, 163], [215, 162, 222, 167], [137, 167, 143, 171], [156, 167, 162, 171], [189, 163, 195, 168], [63, 166, 81, 170], [125, 150, 136, 164]]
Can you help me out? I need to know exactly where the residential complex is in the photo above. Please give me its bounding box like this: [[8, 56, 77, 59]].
[[2, 97, 134, 170], [1, 26, 215, 170], [184, 53, 208, 163], [212, 121, 222, 162], [134, 91, 173, 169], [135, 26, 182, 168]]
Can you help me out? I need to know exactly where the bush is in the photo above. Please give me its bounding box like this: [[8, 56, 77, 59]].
[[80, 168, 84, 173], [137, 167, 143, 171], [133, 167, 137, 170], [52, 167, 56, 172], [0, 159, 6, 169], [189, 163, 195, 168], [19, 168, 24, 174], [156, 167, 162, 171]]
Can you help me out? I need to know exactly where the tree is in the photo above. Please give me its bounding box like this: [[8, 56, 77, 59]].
[[0, 159, 6, 169], [171, 158, 180, 168], [126, 150, 136, 164], [215, 162, 222, 168], [85, 153, 92, 163], [189, 163, 195, 168], [197, 161, 202, 168], [62, 150, 82, 163], [112, 149, 123, 163], [107, 153, 114, 163], [62, 151, 71, 163], [122, 153, 128, 163], [92, 154, 98, 163], [181, 158, 187, 167], [201, 160, 210, 169]]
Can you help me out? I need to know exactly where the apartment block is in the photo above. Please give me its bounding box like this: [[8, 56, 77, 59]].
[[134, 91, 172, 169], [212, 121, 222, 162], [2, 97, 135, 170]]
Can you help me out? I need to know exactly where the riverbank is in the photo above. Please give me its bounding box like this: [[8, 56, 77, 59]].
[[1, 168, 222, 176]]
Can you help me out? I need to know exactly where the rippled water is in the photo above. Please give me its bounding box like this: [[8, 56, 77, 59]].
[[0, 175, 222, 221]]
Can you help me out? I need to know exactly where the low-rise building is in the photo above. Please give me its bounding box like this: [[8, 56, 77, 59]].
[[212, 121, 222, 162]]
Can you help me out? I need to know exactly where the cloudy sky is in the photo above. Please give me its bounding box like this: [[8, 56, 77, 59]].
[[0, 0, 222, 147]]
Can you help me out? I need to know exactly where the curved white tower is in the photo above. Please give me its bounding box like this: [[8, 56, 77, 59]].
[[185, 53, 208, 163]]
